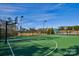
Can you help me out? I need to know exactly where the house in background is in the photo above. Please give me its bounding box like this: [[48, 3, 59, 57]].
[[58, 26, 79, 35]]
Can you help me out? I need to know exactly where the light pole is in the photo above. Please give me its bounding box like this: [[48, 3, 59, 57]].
[[20, 16, 23, 36], [43, 20, 47, 35]]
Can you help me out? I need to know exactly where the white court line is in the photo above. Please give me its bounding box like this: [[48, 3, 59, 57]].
[[7, 40, 15, 56], [30, 35, 58, 56], [45, 40, 58, 56]]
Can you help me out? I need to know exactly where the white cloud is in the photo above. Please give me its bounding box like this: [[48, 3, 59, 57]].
[[24, 13, 59, 22], [37, 3, 65, 11], [0, 3, 65, 15], [0, 5, 25, 12]]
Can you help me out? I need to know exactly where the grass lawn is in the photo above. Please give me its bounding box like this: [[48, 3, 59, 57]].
[[0, 35, 79, 56]]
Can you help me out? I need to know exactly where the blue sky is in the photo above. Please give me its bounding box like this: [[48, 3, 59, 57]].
[[0, 3, 79, 29]]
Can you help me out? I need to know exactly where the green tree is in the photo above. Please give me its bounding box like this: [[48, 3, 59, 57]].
[[47, 28, 55, 34], [66, 26, 72, 34], [59, 26, 65, 30], [73, 26, 79, 34]]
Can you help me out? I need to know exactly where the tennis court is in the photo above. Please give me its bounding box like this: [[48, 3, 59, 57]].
[[0, 35, 79, 56]]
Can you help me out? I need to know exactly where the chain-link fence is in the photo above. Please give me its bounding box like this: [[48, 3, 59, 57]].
[[0, 20, 6, 40], [0, 19, 18, 41], [0, 16, 56, 56]]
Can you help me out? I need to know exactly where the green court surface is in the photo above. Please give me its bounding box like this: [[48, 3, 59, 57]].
[[0, 35, 79, 56]]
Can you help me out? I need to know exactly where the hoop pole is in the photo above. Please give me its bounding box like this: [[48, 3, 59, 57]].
[[5, 21, 15, 56], [5, 21, 8, 44]]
